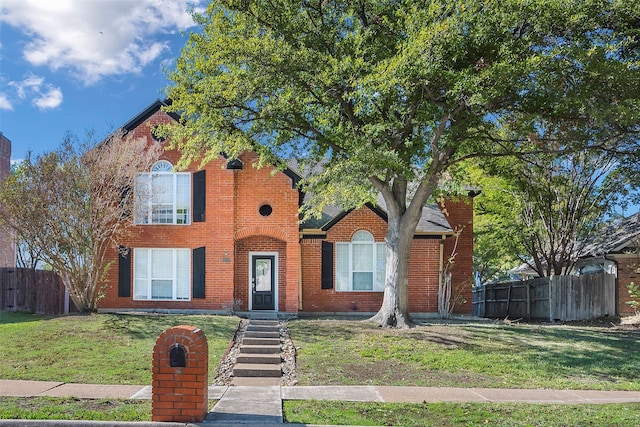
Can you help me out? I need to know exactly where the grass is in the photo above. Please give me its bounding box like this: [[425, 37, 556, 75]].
[[2, 312, 640, 425], [0, 311, 239, 384], [0, 397, 151, 422], [288, 318, 640, 390], [284, 401, 640, 426]]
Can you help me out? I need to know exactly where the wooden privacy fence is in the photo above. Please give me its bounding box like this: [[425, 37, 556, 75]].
[[472, 273, 616, 321], [0, 268, 71, 315]]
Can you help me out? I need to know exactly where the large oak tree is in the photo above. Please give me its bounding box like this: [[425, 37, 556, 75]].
[[163, 0, 640, 327]]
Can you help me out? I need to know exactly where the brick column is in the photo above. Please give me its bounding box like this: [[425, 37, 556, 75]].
[[152, 325, 208, 422]]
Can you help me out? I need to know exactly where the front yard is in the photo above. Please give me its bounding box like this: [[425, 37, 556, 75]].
[[1, 312, 639, 425]]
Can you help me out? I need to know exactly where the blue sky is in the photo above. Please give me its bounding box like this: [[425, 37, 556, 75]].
[[1, 0, 207, 162]]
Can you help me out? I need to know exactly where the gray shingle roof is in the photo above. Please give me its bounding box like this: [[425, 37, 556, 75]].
[[579, 212, 640, 257]]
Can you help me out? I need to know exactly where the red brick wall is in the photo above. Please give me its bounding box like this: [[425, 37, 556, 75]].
[[100, 111, 301, 313], [0, 133, 14, 268], [152, 325, 208, 423], [613, 255, 640, 315], [300, 207, 444, 314], [439, 196, 474, 314]]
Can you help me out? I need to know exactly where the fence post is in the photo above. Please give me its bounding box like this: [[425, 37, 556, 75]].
[[526, 281, 531, 322], [548, 275, 554, 323]]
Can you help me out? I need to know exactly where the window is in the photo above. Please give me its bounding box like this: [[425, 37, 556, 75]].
[[134, 161, 191, 225], [336, 230, 386, 291], [134, 248, 190, 300]]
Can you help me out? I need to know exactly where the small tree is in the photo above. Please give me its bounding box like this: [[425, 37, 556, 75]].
[[0, 132, 161, 312]]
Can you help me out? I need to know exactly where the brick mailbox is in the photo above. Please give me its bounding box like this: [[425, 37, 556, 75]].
[[152, 325, 208, 422]]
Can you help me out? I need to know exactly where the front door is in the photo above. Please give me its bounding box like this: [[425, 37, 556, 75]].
[[251, 255, 275, 310]]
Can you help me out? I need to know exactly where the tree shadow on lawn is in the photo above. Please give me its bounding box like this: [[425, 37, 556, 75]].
[[102, 313, 240, 343]]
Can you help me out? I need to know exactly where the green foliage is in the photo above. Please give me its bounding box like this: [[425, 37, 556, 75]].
[[164, 0, 640, 323], [627, 282, 640, 314]]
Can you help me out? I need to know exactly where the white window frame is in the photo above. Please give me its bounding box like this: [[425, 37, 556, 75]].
[[133, 248, 191, 301], [336, 230, 386, 292], [134, 161, 191, 225]]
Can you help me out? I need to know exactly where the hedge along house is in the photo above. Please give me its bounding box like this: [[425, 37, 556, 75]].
[[100, 100, 475, 316]]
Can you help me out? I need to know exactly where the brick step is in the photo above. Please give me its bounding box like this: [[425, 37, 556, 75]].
[[236, 353, 282, 364], [242, 337, 280, 346], [244, 330, 280, 339], [239, 344, 281, 354], [233, 363, 282, 378]]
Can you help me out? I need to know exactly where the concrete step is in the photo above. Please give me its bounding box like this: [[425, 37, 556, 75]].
[[248, 319, 279, 326], [236, 353, 282, 364], [239, 344, 281, 354], [242, 337, 280, 346], [249, 312, 277, 320], [233, 363, 282, 378], [244, 330, 280, 339], [246, 325, 280, 334]]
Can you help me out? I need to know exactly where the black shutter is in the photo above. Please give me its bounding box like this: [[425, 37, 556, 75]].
[[118, 247, 131, 297], [193, 170, 206, 222], [193, 246, 206, 298], [321, 241, 334, 289]]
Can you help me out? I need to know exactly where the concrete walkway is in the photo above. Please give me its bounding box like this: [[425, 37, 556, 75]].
[[2, 380, 640, 405], [2, 380, 640, 426]]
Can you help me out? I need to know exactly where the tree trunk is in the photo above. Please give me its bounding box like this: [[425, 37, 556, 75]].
[[369, 215, 416, 328]]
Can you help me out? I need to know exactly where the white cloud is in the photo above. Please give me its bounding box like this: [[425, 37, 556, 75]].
[[33, 87, 63, 110], [0, 93, 13, 111], [3, 74, 63, 110], [10, 75, 44, 99], [0, 0, 205, 85]]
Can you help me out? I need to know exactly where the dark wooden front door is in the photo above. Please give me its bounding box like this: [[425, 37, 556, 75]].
[[251, 255, 275, 310]]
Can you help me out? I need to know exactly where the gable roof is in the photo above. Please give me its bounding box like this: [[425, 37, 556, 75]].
[[579, 212, 640, 257], [288, 159, 454, 235], [121, 99, 180, 132]]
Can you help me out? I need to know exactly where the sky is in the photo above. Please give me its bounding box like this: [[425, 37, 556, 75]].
[[0, 0, 208, 163]]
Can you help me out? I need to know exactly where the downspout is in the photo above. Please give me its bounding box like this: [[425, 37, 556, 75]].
[[604, 255, 619, 316], [298, 239, 303, 311], [438, 235, 445, 312]]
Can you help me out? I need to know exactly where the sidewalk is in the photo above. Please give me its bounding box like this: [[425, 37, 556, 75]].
[[2, 379, 640, 404]]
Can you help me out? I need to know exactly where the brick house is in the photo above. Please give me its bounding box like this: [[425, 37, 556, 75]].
[[576, 212, 640, 316], [100, 100, 474, 316]]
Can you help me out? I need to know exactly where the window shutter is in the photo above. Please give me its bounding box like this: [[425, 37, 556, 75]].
[[192, 246, 206, 298], [193, 170, 206, 222], [321, 241, 334, 289], [118, 247, 131, 297]]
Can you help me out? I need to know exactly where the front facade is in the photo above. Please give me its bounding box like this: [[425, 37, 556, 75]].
[[100, 100, 474, 316]]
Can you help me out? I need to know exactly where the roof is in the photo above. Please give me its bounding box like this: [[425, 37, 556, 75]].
[[121, 99, 180, 132], [289, 160, 453, 235], [579, 212, 640, 257]]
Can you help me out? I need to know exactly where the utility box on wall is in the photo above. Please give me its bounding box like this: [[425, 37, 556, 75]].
[[152, 325, 209, 422]]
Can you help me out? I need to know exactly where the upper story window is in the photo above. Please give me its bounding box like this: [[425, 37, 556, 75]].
[[134, 161, 191, 225], [336, 230, 386, 292]]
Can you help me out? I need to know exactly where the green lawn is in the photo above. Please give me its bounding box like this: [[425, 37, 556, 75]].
[[0, 311, 239, 384], [2, 312, 640, 425], [288, 318, 640, 390]]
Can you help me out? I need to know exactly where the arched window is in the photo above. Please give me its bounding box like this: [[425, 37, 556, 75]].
[[151, 160, 173, 172], [134, 160, 191, 225], [336, 231, 385, 291]]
